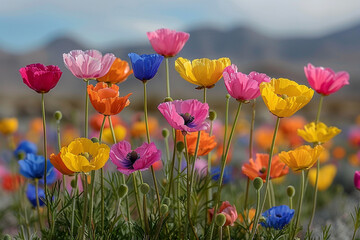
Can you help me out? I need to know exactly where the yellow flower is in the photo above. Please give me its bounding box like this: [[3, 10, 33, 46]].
[[278, 145, 323, 171], [102, 125, 127, 144], [0, 118, 18, 135], [175, 57, 231, 88], [297, 122, 341, 144], [60, 138, 110, 173], [260, 78, 314, 118], [308, 164, 337, 191]]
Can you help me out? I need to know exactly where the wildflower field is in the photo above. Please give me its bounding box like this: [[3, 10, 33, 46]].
[[0, 28, 359, 240]]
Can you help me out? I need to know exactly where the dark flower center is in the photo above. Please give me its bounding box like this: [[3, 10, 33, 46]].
[[180, 113, 195, 126], [276, 214, 282, 218], [259, 167, 266, 174], [125, 151, 140, 169]]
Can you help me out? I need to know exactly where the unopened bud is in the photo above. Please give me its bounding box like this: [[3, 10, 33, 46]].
[[118, 184, 128, 198], [287, 185, 295, 198], [71, 179, 77, 189], [164, 97, 173, 102], [215, 213, 226, 227], [226, 94, 231, 99], [162, 178, 168, 186], [140, 183, 150, 195], [160, 204, 169, 215], [162, 128, 169, 138], [91, 137, 99, 143], [162, 197, 171, 206], [209, 110, 217, 121], [176, 142, 185, 153], [54, 111, 63, 121], [253, 177, 263, 191], [3, 234, 11, 240]]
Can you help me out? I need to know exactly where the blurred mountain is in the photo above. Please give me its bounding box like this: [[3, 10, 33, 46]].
[[1, 25, 359, 119]]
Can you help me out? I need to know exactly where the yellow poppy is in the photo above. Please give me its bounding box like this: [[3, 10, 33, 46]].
[[102, 125, 127, 144], [175, 57, 231, 88], [278, 145, 323, 171], [60, 138, 110, 173], [297, 122, 341, 144], [260, 78, 314, 118], [308, 164, 337, 191], [0, 118, 18, 135]]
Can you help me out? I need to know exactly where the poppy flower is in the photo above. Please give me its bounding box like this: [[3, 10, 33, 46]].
[[128, 53, 164, 81], [181, 158, 208, 177], [60, 138, 110, 173], [110, 141, 161, 175], [175, 57, 231, 88], [49, 153, 74, 175], [208, 201, 238, 226], [88, 82, 132, 116], [175, 130, 217, 156], [223, 65, 270, 101], [97, 58, 133, 84], [130, 116, 159, 138], [260, 205, 294, 230], [211, 166, 232, 184], [2, 174, 24, 192], [26, 184, 46, 207], [297, 122, 341, 144], [241, 154, 289, 182], [278, 145, 324, 171], [354, 171, 360, 190], [260, 78, 314, 118], [304, 63, 349, 96], [0, 118, 18, 135], [63, 50, 116, 79], [102, 125, 127, 144], [90, 113, 123, 131], [158, 99, 209, 133], [146, 28, 190, 57], [19, 153, 54, 179], [239, 208, 256, 230], [19, 63, 62, 93], [309, 164, 337, 191], [14, 140, 38, 159]]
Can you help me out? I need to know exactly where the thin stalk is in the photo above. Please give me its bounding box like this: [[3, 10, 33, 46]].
[[143, 194, 150, 235], [291, 170, 305, 239], [253, 188, 261, 236], [35, 179, 43, 231], [80, 173, 89, 240], [70, 173, 78, 237], [177, 152, 182, 231], [166, 135, 177, 198], [206, 119, 214, 230], [189, 131, 201, 192], [84, 79, 89, 138], [165, 57, 171, 98], [101, 168, 105, 234], [41, 93, 48, 198], [269, 180, 276, 207], [226, 226, 230, 240], [249, 117, 281, 240], [55, 117, 66, 193], [315, 95, 324, 124], [209, 101, 243, 240], [221, 95, 230, 162], [219, 226, 223, 240], [132, 173, 143, 228]]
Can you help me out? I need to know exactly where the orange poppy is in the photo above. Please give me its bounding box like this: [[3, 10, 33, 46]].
[[176, 130, 217, 156], [88, 82, 132, 116], [130, 116, 159, 138], [279, 116, 306, 147], [2, 174, 24, 192], [239, 208, 256, 230], [254, 126, 284, 151], [241, 153, 289, 182], [50, 153, 74, 175], [90, 113, 123, 131], [97, 58, 133, 84]]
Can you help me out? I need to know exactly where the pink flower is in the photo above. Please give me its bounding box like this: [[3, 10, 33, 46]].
[[208, 201, 238, 226], [304, 63, 349, 96], [223, 64, 270, 101], [146, 28, 190, 57], [19, 63, 62, 93], [110, 141, 161, 175], [158, 99, 209, 133], [354, 171, 360, 190], [63, 50, 116, 79]]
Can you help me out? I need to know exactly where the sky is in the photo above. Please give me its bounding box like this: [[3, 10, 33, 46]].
[[1, 0, 360, 53]]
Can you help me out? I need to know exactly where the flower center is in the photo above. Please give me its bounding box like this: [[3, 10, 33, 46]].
[[80, 152, 93, 161], [126, 151, 140, 169], [281, 94, 288, 99], [98, 88, 118, 99], [180, 113, 195, 126], [276, 214, 282, 218], [259, 167, 266, 174]]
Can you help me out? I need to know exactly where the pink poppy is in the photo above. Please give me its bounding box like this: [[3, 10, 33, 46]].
[[158, 99, 209, 133], [110, 141, 161, 175], [19, 63, 62, 93], [354, 171, 360, 190], [146, 28, 190, 57], [223, 64, 270, 101], [304, 63, 349, 96], [208, 201, 238, 226], [63, 50, 116, 79]]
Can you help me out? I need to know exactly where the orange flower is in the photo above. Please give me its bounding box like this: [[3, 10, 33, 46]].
[[88, 82, 132, 116], [97, 58, 133, 84], [332, 146, 346, 160], [176, 130, 217, 156], [130, 116, 159, 138], [2, 174, 24, 192], [241, 153, 289, 182], [90, 113, 123, 131], [279, 116, 306, 147], [211, 144, 232, 165], [239, 208, 256, 229], [50, 153, 74, 175], [254, 126, 284, 150]]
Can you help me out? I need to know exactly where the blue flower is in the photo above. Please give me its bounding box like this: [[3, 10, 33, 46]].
[[211, 166, 232, 184], [260, 205, 295, 230], [128, 53, 164, 81], [39, 165, 57, 185], [26, 183, 45, 207], [14, 140, 37, 159], [19, 153, 53, 179]]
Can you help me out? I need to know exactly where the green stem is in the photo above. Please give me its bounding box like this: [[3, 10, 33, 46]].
[[189, 131, 201, 193], [291, 170, 305, 239], [70, 173, 78, 237], [101, 168, 105, 234], [253, 188, 261, 235], [35, 179, 43, 231], [315, 95, 324, 124], [166, 134, 177, 198], [219, 226, 223, 240], [269, 180, 276, 207], [80, 173, 88, 239], [143, 194, 150, 235], [209, 101, 243, 240], [221, 95, 230, 162], [165, 57, 171, 98], [206, 120, 214, 231], [177, 152, 182, 231], [85, 80, 89, 138], [226, 226, 230, 240], [41, 93, 48, 197], [249, 117, 281, 240], [132, 173, 143, 228]]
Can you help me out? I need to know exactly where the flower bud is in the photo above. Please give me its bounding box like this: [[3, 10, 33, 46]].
[[286, 185, 295, 198], [164, 97, 173, 102], [3, 234, 11, 240], [162, 178, 168, 186], [16, 151, 26, 160], [162, 197, 171, 206], [253, 177, 263, 191], [118, 184, 128, 198], [140, 183, 150, 195], [209, 110, 217, 121], [162, 128, 169, 138], [160, 204, 169, 215], [54, 111, 63, 121], [226, 94, 231, 99], [176, 141, 185, 153], [91, 137, 99, 143], [71, 179, 77, 189], [215, 213, 226, 227]]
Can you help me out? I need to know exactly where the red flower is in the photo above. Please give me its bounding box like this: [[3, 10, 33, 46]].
[[208, 201, 238, 226], [2, 174, 24, 192]]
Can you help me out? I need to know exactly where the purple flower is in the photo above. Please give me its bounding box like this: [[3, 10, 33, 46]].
[[158, 99, 209, 133], [223, 64, 270, 101], [110, 141, 161, 175], [354, 171, 360, 190]]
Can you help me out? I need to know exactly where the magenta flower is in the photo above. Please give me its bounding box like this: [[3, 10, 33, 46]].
[[146, 28, 190, 57], [63, 50, 116, 79], [223, 64, 270, 101], [354, 171, 360, 190], [158, 99, 209, 133], [208, 201, 238, 226], [110, 141, 161, 175], [304, 63, 349, 96], [19, 63, 62, 93]]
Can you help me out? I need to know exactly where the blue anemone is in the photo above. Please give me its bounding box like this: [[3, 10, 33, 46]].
[[260, 205, 294, 230]]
